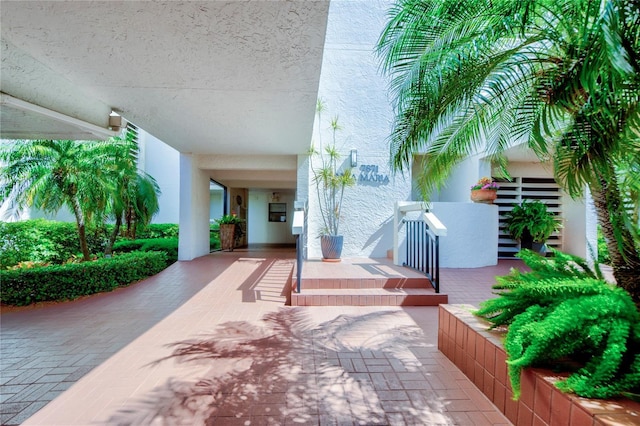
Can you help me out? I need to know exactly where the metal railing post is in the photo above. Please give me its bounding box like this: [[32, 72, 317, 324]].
[[434, 234, 440, 293], [296, 232, 303, 293], [401, 216, 445, 293]]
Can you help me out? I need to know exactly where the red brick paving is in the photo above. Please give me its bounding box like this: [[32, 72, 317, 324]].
[[2, 250, 520, 425]]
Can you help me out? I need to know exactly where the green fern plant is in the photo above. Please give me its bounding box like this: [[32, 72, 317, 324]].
[[504, 200, 561, 244], [476, 249, 640, 399]]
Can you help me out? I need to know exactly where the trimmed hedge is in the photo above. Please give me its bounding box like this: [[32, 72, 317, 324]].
[[0, 251, 167, 306], [111, 239, 145, 252], [113, 238, 178, 265]]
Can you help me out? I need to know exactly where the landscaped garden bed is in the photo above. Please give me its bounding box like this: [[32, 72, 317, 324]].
[[0, 251, 167, 306], [0, 220, 217, 307], [438, 304, 640, 425]]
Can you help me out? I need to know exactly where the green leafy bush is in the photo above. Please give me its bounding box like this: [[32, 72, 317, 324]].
[[85, 225, 110, 254], [597, 225, 612, 265], [476, 249, 640, 400], [503, 200, 561, 243], [0, 220, 80, 268], [0, 251, 167, 306], [113, 238, 178, 265], [210, 232, 220, 250], [135, 223, 179, 239]]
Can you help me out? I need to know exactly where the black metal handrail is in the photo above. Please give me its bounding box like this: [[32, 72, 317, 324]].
[[295, 232, 303, 293], [403, 219, 440, 293]]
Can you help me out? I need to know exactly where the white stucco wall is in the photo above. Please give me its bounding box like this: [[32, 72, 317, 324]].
[[26, 206, 75, 222], [436, 157, 493, 202], [307, 0, 412, 259], [585, 189, 599, 264], [139, 130, 180, 224], [248, 189, 297, 245], [431, 203, 499, 267]]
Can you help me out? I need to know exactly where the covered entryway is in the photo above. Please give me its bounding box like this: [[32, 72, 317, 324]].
[[1, 1, 330, 259]]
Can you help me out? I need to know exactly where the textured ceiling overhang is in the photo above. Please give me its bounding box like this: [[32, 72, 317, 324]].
[[1, 1, 329, 159]]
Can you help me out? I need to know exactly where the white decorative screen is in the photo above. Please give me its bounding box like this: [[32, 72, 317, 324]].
[[494, 177, 563, 258]]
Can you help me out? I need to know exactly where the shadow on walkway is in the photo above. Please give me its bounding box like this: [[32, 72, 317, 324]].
[[0, 251, 293, 426], [4, 251, 515, 425]]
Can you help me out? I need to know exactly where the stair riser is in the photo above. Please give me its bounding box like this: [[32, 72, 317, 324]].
[[294, 278, 429, 290], [291, 294, 448, 306]]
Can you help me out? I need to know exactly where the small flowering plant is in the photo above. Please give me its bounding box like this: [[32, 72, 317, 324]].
[[471, 177, 500, 191], [215, 213, 243, 225]]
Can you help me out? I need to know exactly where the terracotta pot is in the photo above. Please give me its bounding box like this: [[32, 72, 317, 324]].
[[219, 224, 236, 251], [470, 189, 497, 204]]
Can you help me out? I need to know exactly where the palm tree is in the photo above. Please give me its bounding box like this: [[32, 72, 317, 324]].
[[101, 129, 160, 255], [0, 140, 111, 260], [377, 0, 640, 302]]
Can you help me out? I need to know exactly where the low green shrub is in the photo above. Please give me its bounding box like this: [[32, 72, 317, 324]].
[[0, 251, 167, 306], [209, 224, 220, 250], [210, 234, 220, 250], [140, 239, 178, 264], [136, 223, 179, 239], [112, 239, 145, 252], [113, 238, 178, 265], [476, 249, 640, 400]]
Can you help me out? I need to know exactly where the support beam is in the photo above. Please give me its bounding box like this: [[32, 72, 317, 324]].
[[0, 92, 118, 140]]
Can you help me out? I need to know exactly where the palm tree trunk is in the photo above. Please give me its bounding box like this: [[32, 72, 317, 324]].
[[71, 197, 91, 261], [104, 214, 122, 256], [125, 206, 134, 238], [590, 170, 640, 304]]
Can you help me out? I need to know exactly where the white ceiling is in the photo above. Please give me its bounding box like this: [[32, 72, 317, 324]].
[[0, 0, 330, 189]]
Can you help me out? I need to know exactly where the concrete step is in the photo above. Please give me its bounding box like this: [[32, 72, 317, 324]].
[[291, 288, 448, 306]]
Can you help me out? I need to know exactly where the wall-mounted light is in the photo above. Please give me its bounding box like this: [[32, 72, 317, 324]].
[[350, 149, 358, 167]]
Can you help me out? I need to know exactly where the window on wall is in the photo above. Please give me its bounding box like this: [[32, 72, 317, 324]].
[[125, 122, 139, 145], [269, 203, 287, 222], [495, 177, 563, 258]]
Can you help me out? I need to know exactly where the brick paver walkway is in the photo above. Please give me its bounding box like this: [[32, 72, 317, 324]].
[[1, 251, 522, 425], [0, 254, 243, 425]]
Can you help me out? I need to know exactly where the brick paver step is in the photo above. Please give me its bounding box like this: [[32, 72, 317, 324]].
[[291, 288, 448, 306], [298, 276, 430, 289]]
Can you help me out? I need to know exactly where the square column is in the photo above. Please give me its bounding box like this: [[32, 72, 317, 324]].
[[178, 153, 211, 261]]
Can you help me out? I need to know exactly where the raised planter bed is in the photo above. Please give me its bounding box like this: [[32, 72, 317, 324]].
[[438, 304, 640, 426]]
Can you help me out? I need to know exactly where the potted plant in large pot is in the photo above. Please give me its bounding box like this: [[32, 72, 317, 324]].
[[470, 177, 500, 203], [310, 99, 356, 261], [215, 213, 244, 252], [504, 199, 561, 253]]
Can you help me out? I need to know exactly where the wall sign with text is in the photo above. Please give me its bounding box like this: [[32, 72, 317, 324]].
[[358, 164, 390, 185]]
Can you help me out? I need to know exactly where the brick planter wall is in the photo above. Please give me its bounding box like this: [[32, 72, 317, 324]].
[[438, 304, 640, 426]]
